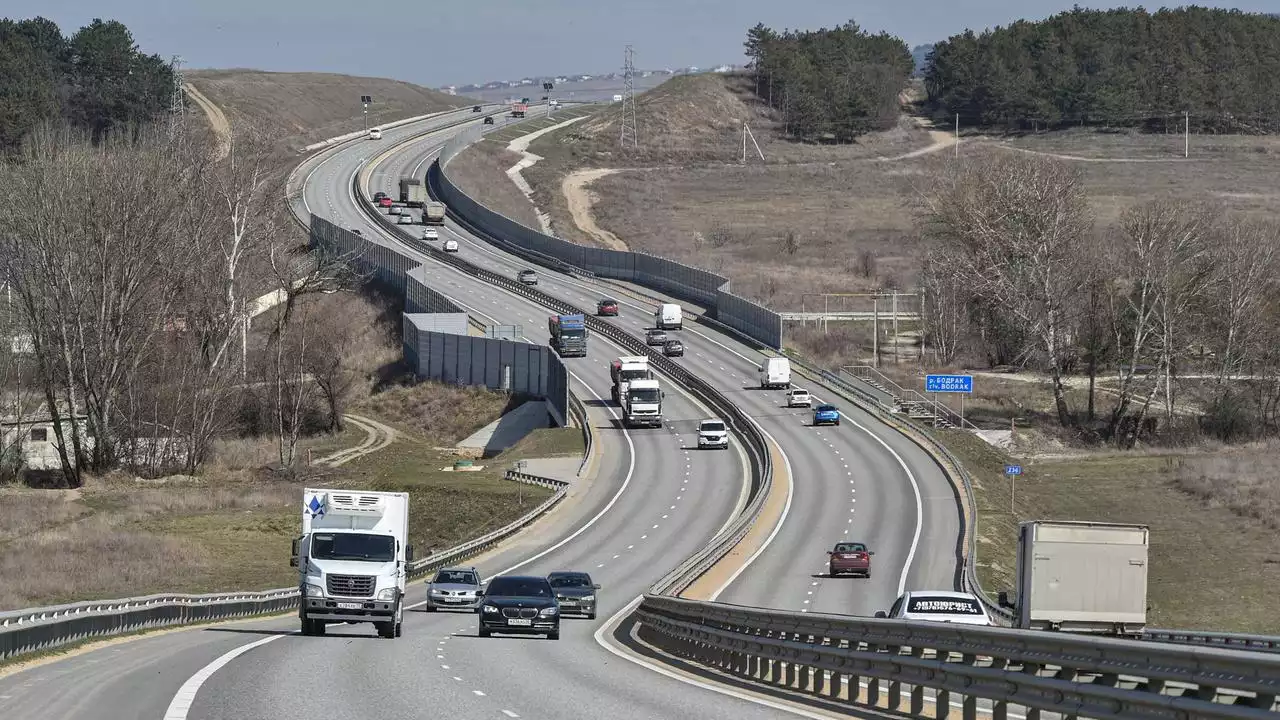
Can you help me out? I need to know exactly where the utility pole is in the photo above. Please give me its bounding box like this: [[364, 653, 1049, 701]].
[[361, 95, 372, 133], [620, 45, 639, 148], [954, 113, 959, 158], [1184, 111, 1189, 158], [168, 55, 185, 139]]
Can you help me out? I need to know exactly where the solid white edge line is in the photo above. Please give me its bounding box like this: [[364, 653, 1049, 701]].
[[592, 595, 837, 720], [706, 419, 794, 602], [162, 635, 284, 720]]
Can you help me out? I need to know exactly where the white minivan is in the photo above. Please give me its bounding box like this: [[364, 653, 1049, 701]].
[[759, 357, 791, 389], [369, 127, 382, 140]]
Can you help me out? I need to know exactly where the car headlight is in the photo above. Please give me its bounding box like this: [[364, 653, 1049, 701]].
[[304, 583, 325, 598], [429, 587, 444, 595], [540, 606, 558, 617], [482, 605, 499, 614], [581, 595, 595, 603], [377, 588, 398, 602]]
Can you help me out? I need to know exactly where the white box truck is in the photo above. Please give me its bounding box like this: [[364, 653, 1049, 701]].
[[610, 355, 653, 403], [654, 303, 682, 330], [292, 488, 412, 638], [998, 520, 1148, 636], [759, 357, 791, 389]]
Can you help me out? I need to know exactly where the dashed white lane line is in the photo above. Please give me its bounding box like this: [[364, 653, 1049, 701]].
[[442, 664, 450, 669], [453, 676, 464, 682], [473, 690, 486, 697], [503, 711, 521, 718]]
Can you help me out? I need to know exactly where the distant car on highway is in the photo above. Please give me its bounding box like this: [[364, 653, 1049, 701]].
[[349, 228, 362, 236], [423, 227, 439, 240], [813, 404, 840, 426], [662, 339, 684, 357], [373, 191, 388, 203], [472, 105, 482, 112], [378, 196, 393, 208], [388, 205, 402, 216], [444, 239, 459, 252], [827, 541, 873, 577], [424, 566, 483, 612], [397, 213, 414, 224], [547, 571, 600, 620], [876, 591, 993, 626], [483, 116, 495, 125], [478, 574, 560, 639], [596, 298, 619, 316], [517, 269, 538, 285], [369, 127, 382, 140], [646, 329, 667, 346], [697, 419, 729, 450], [786, 389, 812, 408]]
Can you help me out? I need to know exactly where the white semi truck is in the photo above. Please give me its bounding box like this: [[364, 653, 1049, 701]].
[[654, 303, 682, 330], [610, 355, 653, 403], [622, 377, 663, 427], [998, 520, 1149, 636], [292, 488, 412, 639]]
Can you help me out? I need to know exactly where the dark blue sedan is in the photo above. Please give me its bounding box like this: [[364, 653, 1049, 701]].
[[813, 404, 841, 427]]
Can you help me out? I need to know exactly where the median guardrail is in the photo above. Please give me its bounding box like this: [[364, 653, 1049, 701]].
[[0, 469, 568, 662]]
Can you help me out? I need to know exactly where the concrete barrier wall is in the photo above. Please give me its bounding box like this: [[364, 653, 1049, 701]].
[[431, 129, 783, 349], [310, 215, 569, 422]]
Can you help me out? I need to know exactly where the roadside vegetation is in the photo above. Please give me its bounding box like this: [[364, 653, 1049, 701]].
[[444, 8, 1280, 630]]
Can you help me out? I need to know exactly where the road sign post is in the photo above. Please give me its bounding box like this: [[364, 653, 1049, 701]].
[[360, 95, 372, 132], [924, 374, 973, 428], [1004, 464, 1022, 513]]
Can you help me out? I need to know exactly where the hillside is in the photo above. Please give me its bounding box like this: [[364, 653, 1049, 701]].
[[187, 69, 474, 150]]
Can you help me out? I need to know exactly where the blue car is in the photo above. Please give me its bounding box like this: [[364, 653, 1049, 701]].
[[813, 404, 841, 427]]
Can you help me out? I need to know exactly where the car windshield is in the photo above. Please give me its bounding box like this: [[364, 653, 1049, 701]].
[[434, 570, 478, 585], [665, 341, 681, 348], [817, 405, 837, 412], [835, 543, 866, 553], [630, 388, 661, 403], [649, 330, 664, 336], [486, 577, 551, 597], [560, 328, 585, 338], [600, 299, 616, 305], [701, 422, 725, 432], [906, 596, 984, 615], [792, 390, 808, 396], [310, 532, 394, 562], [621, 369, 649, 381], [548, 574, 591, 588]]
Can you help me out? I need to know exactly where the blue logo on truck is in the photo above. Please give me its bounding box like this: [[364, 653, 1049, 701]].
[[306, 494, 325, 518]]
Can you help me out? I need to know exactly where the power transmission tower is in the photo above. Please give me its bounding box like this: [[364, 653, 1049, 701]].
[[169, 55, 185, 138], [619, 44, 639, 148]]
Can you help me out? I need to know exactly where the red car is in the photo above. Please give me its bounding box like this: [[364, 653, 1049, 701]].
[[596, 298, 619, 316], [827, 541, 873, 577], [378, 196, 393, 208]]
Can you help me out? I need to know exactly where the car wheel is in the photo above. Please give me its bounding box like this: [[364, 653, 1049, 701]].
[[394, 621, 403, 638], [548, 631, 560, 640], [835, 420, 841, 426], [478, 628, 490, 638], [376, 622, 395, 639], [828, 566, 838, 577], [425, 604, 436, 612], [587, 611, 597, 620]]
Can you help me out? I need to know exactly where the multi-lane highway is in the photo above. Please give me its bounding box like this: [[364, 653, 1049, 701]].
[[0, 105, 966, 720]]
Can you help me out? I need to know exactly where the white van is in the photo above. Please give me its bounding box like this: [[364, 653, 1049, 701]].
[[369, 127, 382, 140], [759, 357, 791, 389], [654, 303, 682, 330]]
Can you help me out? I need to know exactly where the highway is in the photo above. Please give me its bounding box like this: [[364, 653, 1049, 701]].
[[376, 119, 964, 617], [0, 107, 965, 720]]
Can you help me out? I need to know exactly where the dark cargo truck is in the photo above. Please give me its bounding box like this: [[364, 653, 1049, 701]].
[[399, 178, 428, 207], [548, 314, 588, 357]]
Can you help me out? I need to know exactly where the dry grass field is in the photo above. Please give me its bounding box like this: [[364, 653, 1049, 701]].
[[187, 69, 472, 150], [0, 381, 551, 610]]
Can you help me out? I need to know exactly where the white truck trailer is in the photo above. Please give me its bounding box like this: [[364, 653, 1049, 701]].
[[999, 520, 1149, 636], [610, 355, 653, 403], [292, 488, 412, 638]]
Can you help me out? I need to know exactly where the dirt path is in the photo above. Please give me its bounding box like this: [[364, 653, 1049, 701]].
[[992, 143, 1192, 163], [183, 82, 231, 161], [314, 414, 398, 467], [561, 168, 629, 252], [877, 114, 958, 162]]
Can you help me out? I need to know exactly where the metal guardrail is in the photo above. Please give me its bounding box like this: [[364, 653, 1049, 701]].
[[635, 596, 1280, 719], [1144, 629, 1280, 655], [567, 391, 593, 478]]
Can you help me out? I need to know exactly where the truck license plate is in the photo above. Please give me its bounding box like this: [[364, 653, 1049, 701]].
[[507, 618, 532, 626], [336, 602, 362, 610]]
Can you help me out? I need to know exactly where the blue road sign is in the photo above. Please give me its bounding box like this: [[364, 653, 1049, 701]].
[[1005, 465, 1022, 476], [925, 374, 974, 394]]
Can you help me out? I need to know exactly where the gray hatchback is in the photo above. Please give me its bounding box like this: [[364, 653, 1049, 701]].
[[424, 566, 484, 612]]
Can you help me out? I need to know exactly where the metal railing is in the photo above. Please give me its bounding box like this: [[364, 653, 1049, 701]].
[[635, 596, 1280, 719]]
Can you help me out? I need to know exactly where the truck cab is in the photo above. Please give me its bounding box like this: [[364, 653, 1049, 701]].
[[292, 488, 412, 639], [548, 314, 588, 357], [623, 378, 663, 428], [654, 303, 682, 330], [610, 356, 653, 403]]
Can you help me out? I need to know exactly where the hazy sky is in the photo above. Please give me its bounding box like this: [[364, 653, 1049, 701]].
[[17, 1, 1278, 87]]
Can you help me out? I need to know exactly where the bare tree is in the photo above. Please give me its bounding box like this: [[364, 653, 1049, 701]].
[[918, 152, 1093, 426], [918, 247, 966, 365], [856, 248, 878, 279], [1202, 218, 1279, 380], [304, 293, 391, 433]]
